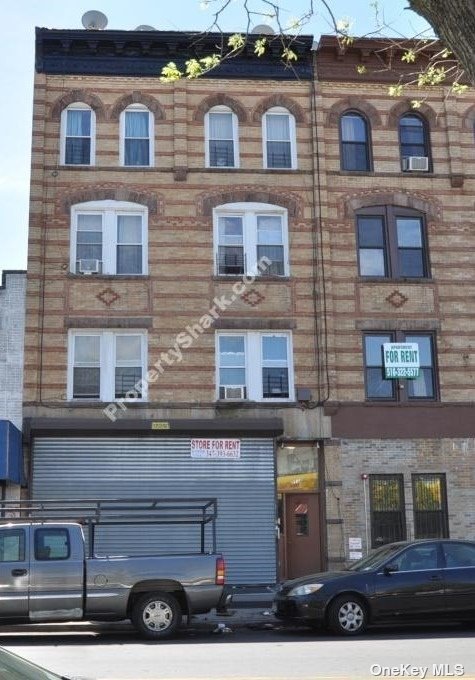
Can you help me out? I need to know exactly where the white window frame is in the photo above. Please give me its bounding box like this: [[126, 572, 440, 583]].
[[60, 103, 96, 166], [262, 106, 297, 170], [204, 105, 240, 169], [119, 104, 154, 167], [67, 330, 148, 402], [70, 200, 148, 275], [215, 331, 294, 402], [213, 202, 289, 277]]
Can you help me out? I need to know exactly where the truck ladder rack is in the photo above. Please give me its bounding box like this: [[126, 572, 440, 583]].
[[0, 498, 218, 557]]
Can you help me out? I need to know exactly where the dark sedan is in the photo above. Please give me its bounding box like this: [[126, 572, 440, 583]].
[[274, 539, 475, 635]]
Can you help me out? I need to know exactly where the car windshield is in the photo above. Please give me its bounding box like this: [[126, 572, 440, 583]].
[[0, 647, 68, 680], [347, 543, 405, 572]]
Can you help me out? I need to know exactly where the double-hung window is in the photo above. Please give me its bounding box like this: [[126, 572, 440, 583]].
[[120, 105, 153, 167], [364, 332, 437, 401], [71, 200, 147, 275], [205, 106, 239, 168], [214, 203, 288, 277], [217, 332, 293, 402], [340, 112, 371, 171], [357, 206, 429, 279], [69, 331, 147, 401], [263, 107, 297, 169], [399, 113, 431, 171], [61, 104, 95, 165]]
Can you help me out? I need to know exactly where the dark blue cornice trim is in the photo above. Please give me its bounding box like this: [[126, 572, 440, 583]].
[[35, 28, 314, 80]]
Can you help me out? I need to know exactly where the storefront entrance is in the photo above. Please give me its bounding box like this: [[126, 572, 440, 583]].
[[284, 492, 321, 578], [277, 443, 323, 579]]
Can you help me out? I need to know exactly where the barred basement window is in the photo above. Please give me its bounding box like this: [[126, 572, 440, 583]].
[[412, 473, 449, 539], [369, 474, 406, 548]]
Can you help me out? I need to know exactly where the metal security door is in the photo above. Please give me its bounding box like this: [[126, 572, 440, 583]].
[[32, 436, 277, 585], [284, 493, 321, 579]]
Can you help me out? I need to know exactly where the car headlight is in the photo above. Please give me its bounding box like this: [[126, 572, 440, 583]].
[[288, 583, 324, 596]]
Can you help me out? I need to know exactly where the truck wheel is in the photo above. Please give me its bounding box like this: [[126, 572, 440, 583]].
[[132, 592, 182, 640], [327, 595, 367, 636]]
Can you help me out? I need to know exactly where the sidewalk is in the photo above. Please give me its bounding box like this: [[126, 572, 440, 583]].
[[191, 589, 277, 629]]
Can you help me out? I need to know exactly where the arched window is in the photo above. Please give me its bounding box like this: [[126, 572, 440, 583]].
[[340, 111, 371, 171], [399, 114, 430, 171], [205, 105, 239, 168], [120, 104, 153, 167], [61, 103, 95, 166], [262, 107, 297, 169]]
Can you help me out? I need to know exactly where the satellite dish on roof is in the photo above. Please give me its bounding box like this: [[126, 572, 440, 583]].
[[135, 24, 156, 31], [251, 24, 275, 35], [81, 10, 108, 30]]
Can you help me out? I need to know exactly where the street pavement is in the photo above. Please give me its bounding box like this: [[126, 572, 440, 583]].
[[1, 614, 475, 680]]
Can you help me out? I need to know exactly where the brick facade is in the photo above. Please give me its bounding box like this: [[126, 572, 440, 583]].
[[316, 37, 475, 566], [24, 29, 475, 575], [0, 271, 26, 430]]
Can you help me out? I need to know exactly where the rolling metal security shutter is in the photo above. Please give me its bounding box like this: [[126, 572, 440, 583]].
[[32, 436, 276, 585]]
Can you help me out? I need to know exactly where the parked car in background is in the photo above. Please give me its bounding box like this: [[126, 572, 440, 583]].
[[0, 646, 73, 680], [274, 539, 475, 635]]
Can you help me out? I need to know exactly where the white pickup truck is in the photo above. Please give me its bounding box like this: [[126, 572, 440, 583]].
[[0, 498, 230, 639]]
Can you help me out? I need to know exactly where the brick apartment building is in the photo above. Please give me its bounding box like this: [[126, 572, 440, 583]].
[[0, 271, 26, 495], [23, 25, 475, 584], [316, 37, 475, 566], [25, 26, 326, 587]]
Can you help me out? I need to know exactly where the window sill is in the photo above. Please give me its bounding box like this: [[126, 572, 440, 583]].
[[212, 275, 290, 282], [66, 399, 147, 405], [67, 273, 150, 280], [216, 399, 297, 407], [358, 277, 434, 284], [339, 170, 375, 176], [364, 399, 439, 405]]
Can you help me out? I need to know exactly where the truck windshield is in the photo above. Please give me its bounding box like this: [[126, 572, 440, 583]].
[[347, 544, 405, 572]]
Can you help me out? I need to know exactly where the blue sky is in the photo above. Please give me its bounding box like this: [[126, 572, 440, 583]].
[[0, 0, 429, 276]]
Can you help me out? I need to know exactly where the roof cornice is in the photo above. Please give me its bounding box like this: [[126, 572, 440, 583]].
[[35, 28, 314, 80]]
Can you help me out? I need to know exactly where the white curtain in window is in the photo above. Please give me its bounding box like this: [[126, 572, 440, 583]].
[[209, 112, 233, 139], [341, 115, 366, 142], [266, 114, 290, 141], [67, 110, 91, 136], [125, 111, 149, 137]]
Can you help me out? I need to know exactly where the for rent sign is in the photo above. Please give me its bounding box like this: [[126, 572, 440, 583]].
[[190, 439, 241, 459], [383, 343, 420, 379]]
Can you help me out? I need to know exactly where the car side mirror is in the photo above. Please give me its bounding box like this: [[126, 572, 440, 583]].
[[383, 564, 399, 575]]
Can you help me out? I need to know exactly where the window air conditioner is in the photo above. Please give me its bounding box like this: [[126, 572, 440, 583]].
[[403, 156, 429, 172], [78, 259, 100, 275], [221, 385, 246, 400]]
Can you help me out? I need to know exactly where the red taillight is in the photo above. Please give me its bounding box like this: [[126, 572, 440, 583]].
[[216, 557, 225, 585]]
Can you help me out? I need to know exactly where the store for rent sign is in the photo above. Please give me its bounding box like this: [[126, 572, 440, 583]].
[[190, 439, 241, 459], [383, 343, 420, 379]]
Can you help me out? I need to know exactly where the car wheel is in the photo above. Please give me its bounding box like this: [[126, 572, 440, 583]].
[[132, 592, 182, 640], [328, 595, 367, 636]]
